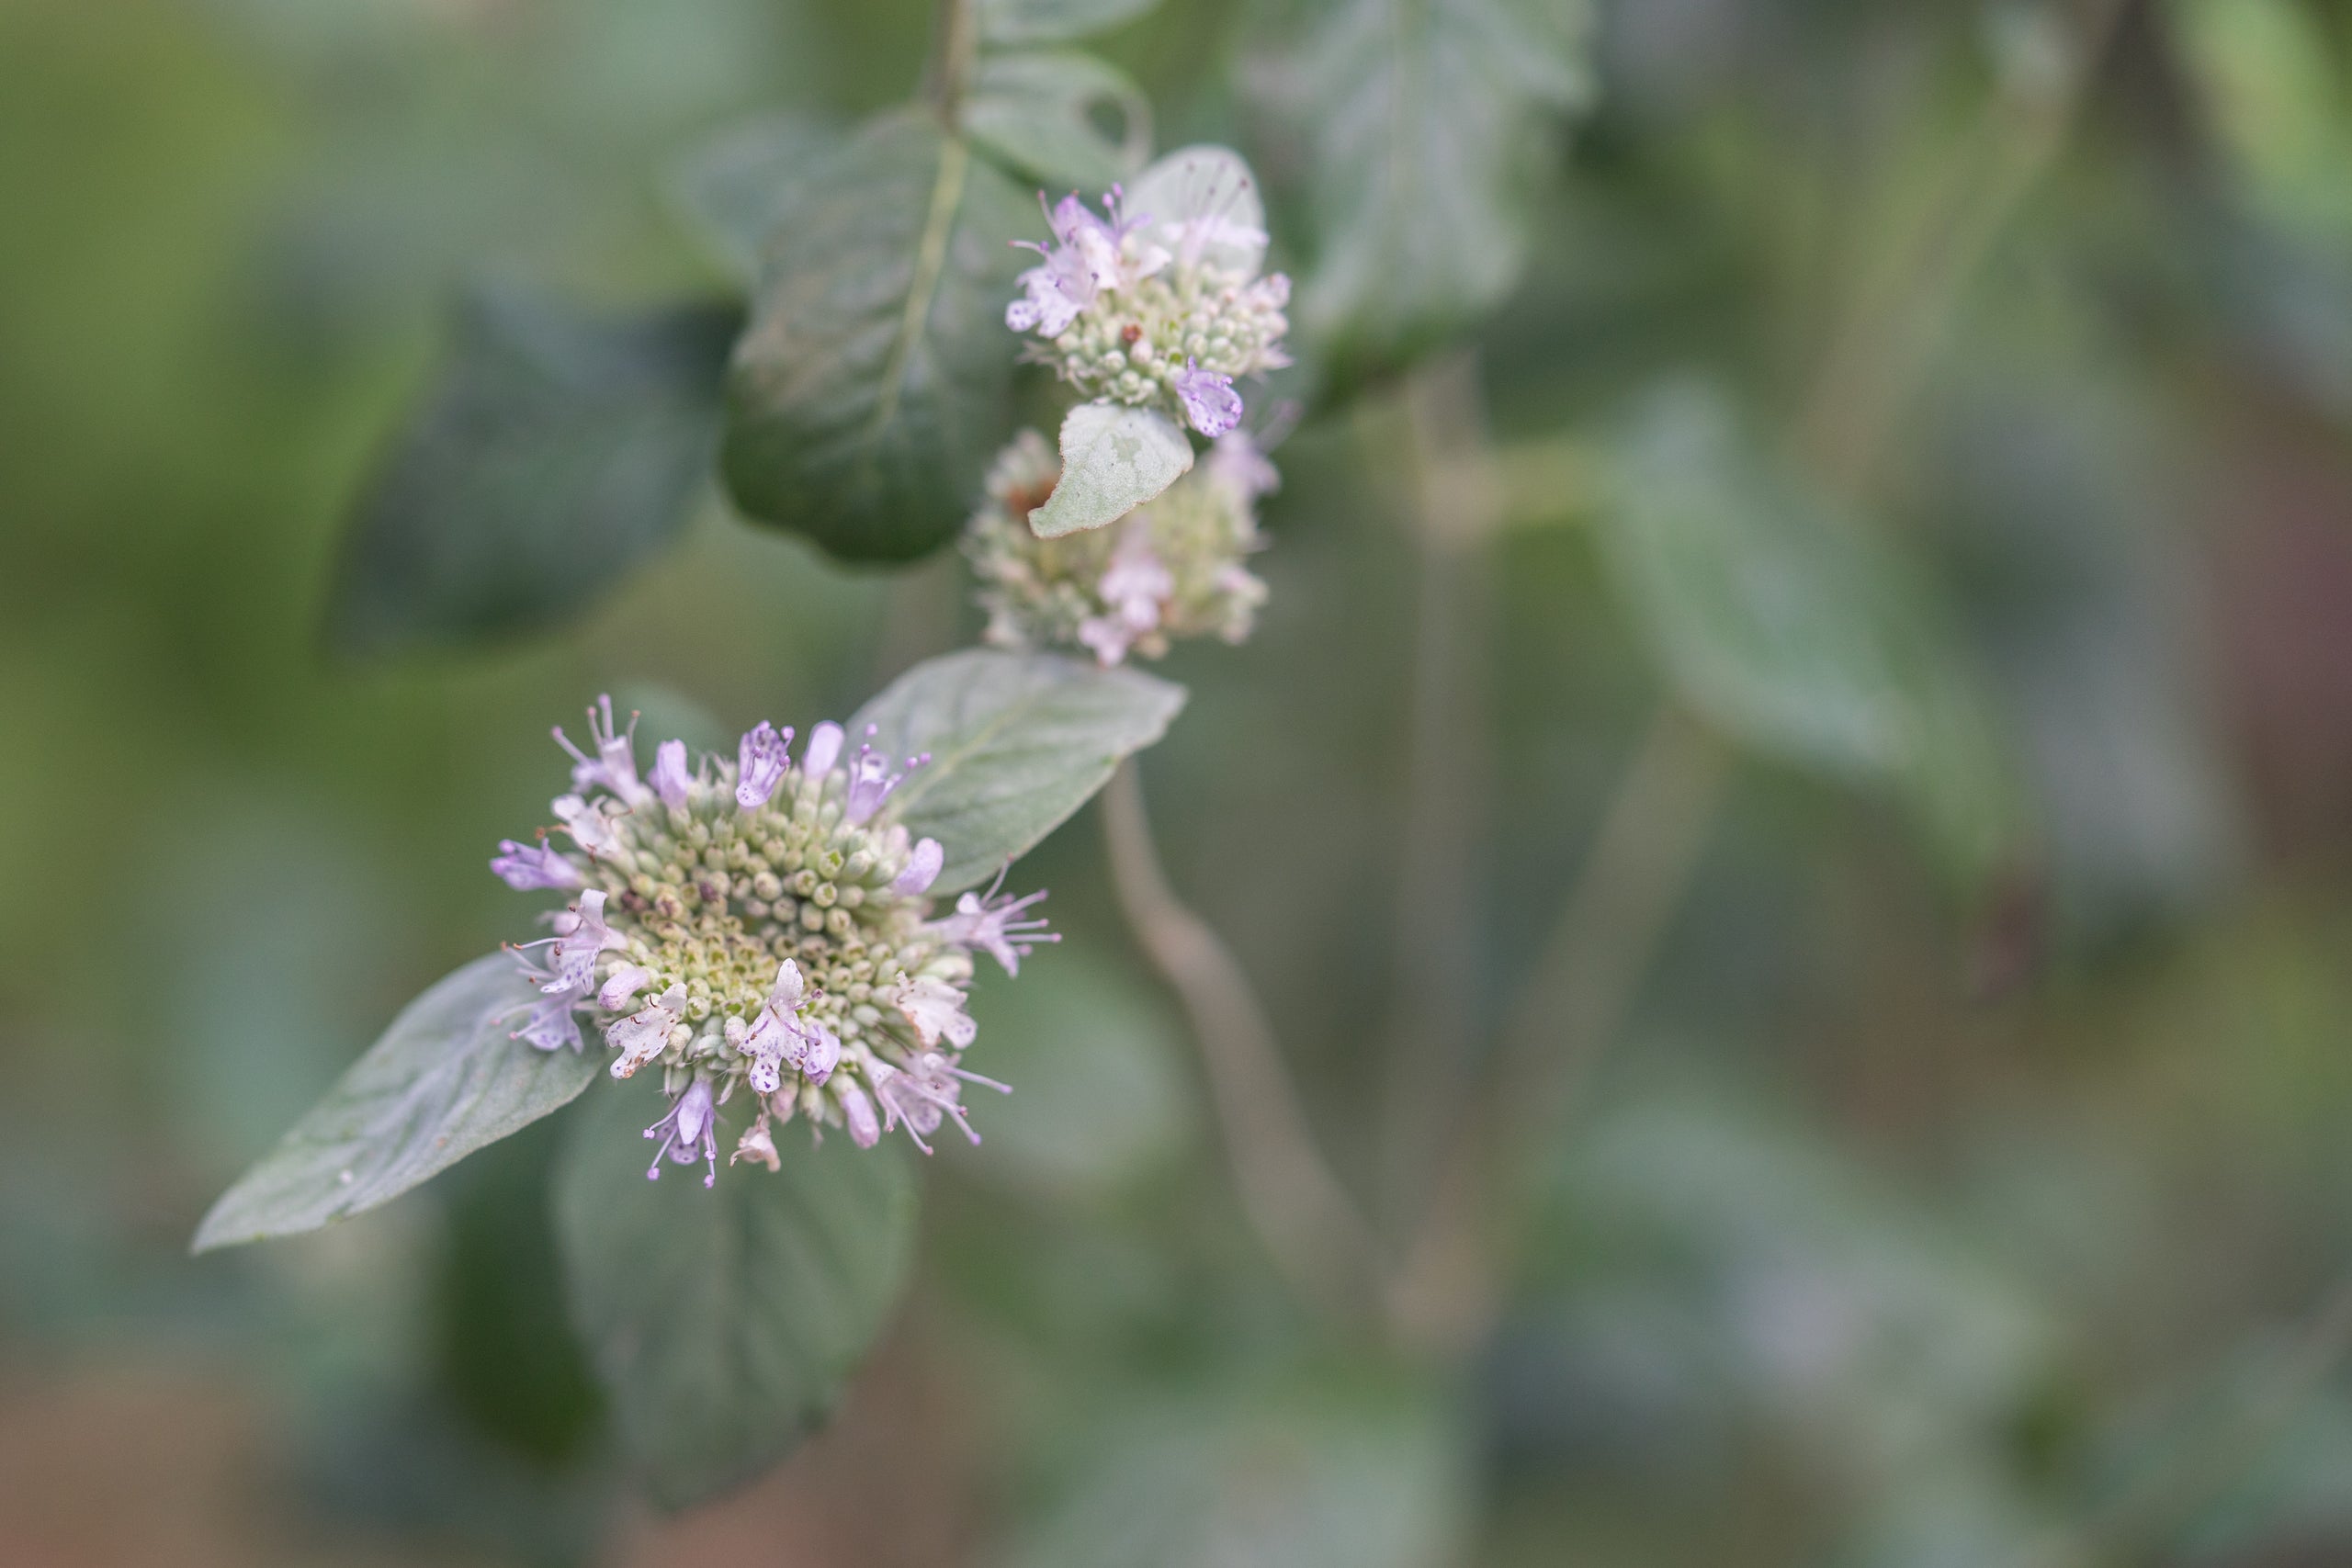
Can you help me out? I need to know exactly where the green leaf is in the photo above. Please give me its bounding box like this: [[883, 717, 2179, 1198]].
[[1011, 1374, 1467, 1568], [977, 0, 1161, 45], [192, 953, 600, 1252], [670, 112, 841, 286], [1031, 401, 1193, 538], [720, 111, 1033, 561], [1125, 143, 1269, 277], [552, 1084, 917, 1510], [327, 288, 739, 657], [1599, 381, 2020, 886], [1247, 0, 1594, 376], [853, 648, 1187, 893], [961, 51, 1152, 192]]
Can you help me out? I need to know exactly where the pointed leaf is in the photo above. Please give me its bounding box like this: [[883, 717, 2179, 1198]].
[[721, 112, 1033, 561], [1125, 143, 1270, 279], [853, 648, 1186, 892], [192, 953, 600, 1251], [553, 1085, 917, 1510], [1600, 381, 2021, 886], [1246, 0, 1595, 377], [1031, 401, 1193, 538], [962, 51, 1152, 191], [328, 288, 739, 657]]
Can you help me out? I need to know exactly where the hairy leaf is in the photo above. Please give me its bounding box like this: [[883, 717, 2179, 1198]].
[[193, 953, 600, 1251], [328, 288, 738, 656], [1247, 0, 1594, 376], [671, 112, 841, 286], [962, 51, 1152, 192], [553, 1085, 917, 1510], [721, 112, 1032, 561], [1125, 143, 1269, 277], [1600, 381, 2020, 886], [854, 648, 1187, 892], [977, 0, 1161, 45], [1031, 401, 1193, 538]]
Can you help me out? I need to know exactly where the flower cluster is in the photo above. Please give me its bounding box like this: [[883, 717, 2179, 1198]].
[[1005, 184, 1291, 439], [492, 697, 1054, 1183], [964, 427, 1276, 665]]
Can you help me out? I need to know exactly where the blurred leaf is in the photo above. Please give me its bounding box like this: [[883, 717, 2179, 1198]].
[[853, 648, 1187, 892], [552, 1085, 916, 1510], [1012, 1374, 1466, 1568], [193, 954, 600, 1252], [1600, 382, 2020, 885], [2173, 0, 2352, 243], [965, 950, 1193, 1194], [328, 288, 739, 657], [1032, 400, 1193, 537], [977, 0, 1161, 45], [721, 112, 1032, 561], [962, 51, 1152, 191], [1247, 0, 1594, 377], [670, 112, 842, 286], [1125, 143, 1270, 277]]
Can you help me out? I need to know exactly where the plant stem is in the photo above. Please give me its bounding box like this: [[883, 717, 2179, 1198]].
[[1100, 761, 1387, 1325], [1374, 352, 1503, 1231], [1387, 705, 1729, 1350], [923, 0, 978, 123]]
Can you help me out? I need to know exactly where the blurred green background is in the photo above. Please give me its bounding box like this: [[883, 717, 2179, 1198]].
[[10, 0, 2352, 1563]]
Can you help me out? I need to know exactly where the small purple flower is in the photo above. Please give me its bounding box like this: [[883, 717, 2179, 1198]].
[[645, 1079, 718, 1188], [607, 983, 687, 1079], [491, 839, 582, 891], [844, 726, 926, 826], [1175, 359, 1243, 437], [554, 695, 649, 806], [738, 960, 840, 1093], [891, 974, 978, 1050], [802, 720, 845, 777], [890, 837, 944, 896], [503, 951, 587, 1052], [1005, 189, 1167, 337], [551, 794, 626, 860], [873, 1052, 1011, 1155], [598, 962, 652, 1011], [1206, 428, 1282, 502], [929, 873, 1058, 977], [540, 889, 627, 992], [650, 739, 694, 810], [838, 1081, 881, 1148], [736, 720, 794, 810]]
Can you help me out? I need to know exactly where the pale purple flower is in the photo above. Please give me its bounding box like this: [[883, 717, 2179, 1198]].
[[1077, 529, 1171, 665], [551, 794, 626, 860], [890, 837, 944, 896], [844, 727, 926, 826], [606, 982, 687, 1078], [732, 1114, 781, 1171], [1175, 359, 1243, 437], [735, 720, 794, 809], [1206, 428, 1282, 502], [539, 889, 626, 992], [645, 1078, 718, 1187], [650, 739, 694, 810], [929, 873, 1057, 977], [891, 974, 978, 1050], [739, 960, 841, 1093], [802, 720, 845, 777], [1006, 189, 1167, 337], [838, 1080, 881, 1148], [503, 951, 587, 1052], [598, 962, 652, 1011], [873, 1052, 1011, 1154], [555, 695, 649, 806], [491, 838, 582, 891]]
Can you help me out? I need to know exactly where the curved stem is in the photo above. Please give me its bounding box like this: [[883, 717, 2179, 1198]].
[[1100, 761, 1387, 1324]]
